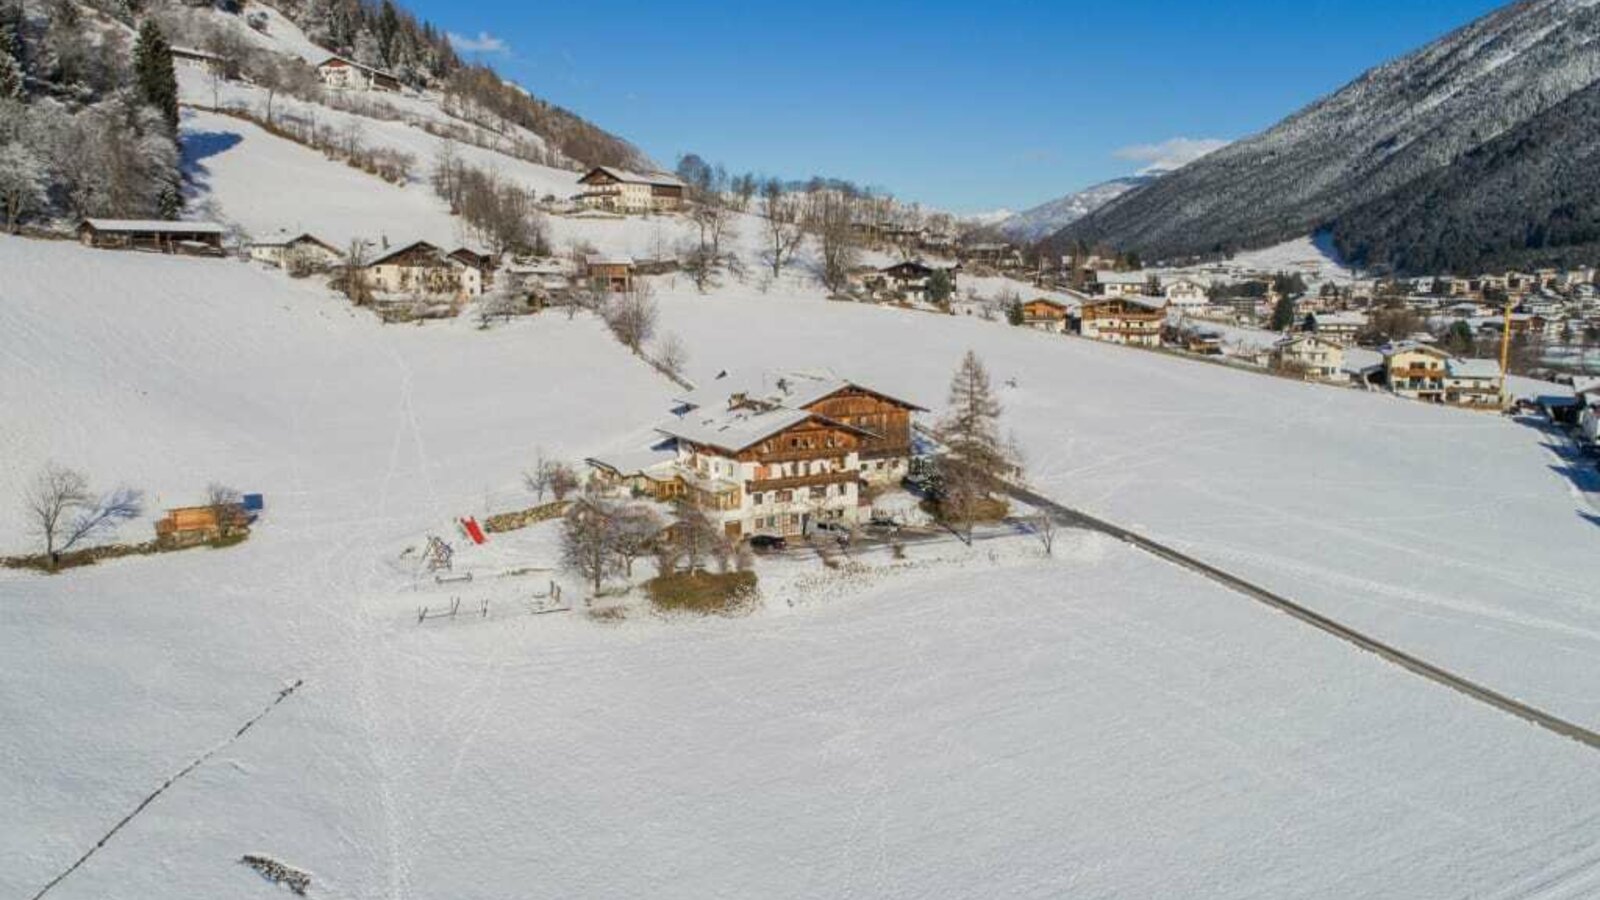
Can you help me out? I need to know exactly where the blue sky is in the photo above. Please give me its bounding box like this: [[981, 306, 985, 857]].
[[417, 0, 1504, 214]]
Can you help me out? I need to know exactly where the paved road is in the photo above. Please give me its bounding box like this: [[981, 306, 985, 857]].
[[1002, 482, 1600, 752]]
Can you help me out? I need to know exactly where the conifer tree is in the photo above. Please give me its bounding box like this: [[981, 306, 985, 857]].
[[936, 351, 1016, 539], [133, 20, 177, 133]]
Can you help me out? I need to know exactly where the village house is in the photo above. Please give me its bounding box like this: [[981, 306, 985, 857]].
[[315, 56, 401, 91], [77, 219, 226, 256], [1273, 333, 1346, 381], [1442, 358, 1504, 409], [574, 167, 686, 214], [362, 241, 483, 299], [170, 45, 225, 75], [583, 254, 636, 293], [1303, 311, 1367, 345], [1380, 342, 1451, 402], [247, 232, 343, 271], [1093, 270, 1153, 299], [879, 260, 957, 303], [448, 248, 497, 289], [961, 242, 1019, 268], [1076, 296, 1166, 347], [1020, 297, 1071, 333], [1164, 278, 1209, 308]]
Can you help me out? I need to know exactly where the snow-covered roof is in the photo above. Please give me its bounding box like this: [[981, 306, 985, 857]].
[[581, 166, 685, 188], [586, 448, 677, 477], [675, 369, 925, 414], [249, 231, 339, 251], [1379, 340, 1449, 359], [1096, 271, 1150, 285], [317, 55, 399, 80], [585, 253, 634, 267], [170, 46, 222, 60], [367, 240, 449, 267], [1310, 311, 1367, 327], [1446, 358, 1502, 380], [656, 406, 817, 454], [81, 219, 226, 234]]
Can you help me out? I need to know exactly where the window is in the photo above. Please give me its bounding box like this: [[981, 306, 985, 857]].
[[753, 492, 764, 506]]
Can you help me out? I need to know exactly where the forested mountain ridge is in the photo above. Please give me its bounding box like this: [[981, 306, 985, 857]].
[[0, 0, 644, 234], [1050, 0, 1600, 276]]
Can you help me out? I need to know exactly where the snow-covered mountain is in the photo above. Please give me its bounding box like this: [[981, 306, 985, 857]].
[[1054, 0, 1600, 274], [996, 175, 1153, 241]]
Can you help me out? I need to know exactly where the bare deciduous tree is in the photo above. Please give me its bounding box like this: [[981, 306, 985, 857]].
[[809, 191, 858, 295], [24, 464, 143, 567], [561, 497, 618, 595], [760, 179, 806, 278], [655, 332, 689, 381], [610, 504, 663, 578], [604, 282, 658, 353], [1032, 512, 1057, 556]]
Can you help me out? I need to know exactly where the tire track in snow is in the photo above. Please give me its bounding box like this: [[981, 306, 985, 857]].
[[1002, 483, 1600, 752]]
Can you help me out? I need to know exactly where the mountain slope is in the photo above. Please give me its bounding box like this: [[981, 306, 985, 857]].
[[998, 175, 1152, 241], [1053, 0, 1600, 273]]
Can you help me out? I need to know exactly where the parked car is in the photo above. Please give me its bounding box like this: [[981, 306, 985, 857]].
[[748, 534, 787, 552]]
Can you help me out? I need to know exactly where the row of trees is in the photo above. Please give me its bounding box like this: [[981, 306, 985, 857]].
[[430, 142, 550, 256], [561, 493, 751, 596]]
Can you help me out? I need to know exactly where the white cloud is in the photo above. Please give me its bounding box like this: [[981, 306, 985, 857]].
[[448, 31, 510, 55], [1114, 137, 1229, 174]]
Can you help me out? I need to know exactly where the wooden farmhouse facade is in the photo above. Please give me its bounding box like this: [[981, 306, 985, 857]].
[[362, 241, 483, 300], [78, 219, 226, 255], [658, 408, 876, 540], [1020, 298, 1071, 333], [1077, 297, 1166, 346], [594, 371, 925, 539], [575, 167, 686, 214], [584, 254, 636, 293]]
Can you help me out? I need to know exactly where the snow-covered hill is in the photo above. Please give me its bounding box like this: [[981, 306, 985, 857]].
[[997, 175, 1152, 241], [5, 237, 1600, 899]]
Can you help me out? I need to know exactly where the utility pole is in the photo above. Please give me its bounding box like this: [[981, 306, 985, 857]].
[[1498, 300, 1514, 405]]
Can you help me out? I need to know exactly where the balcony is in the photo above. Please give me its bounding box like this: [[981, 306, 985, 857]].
[[748, 470, 859, 493]]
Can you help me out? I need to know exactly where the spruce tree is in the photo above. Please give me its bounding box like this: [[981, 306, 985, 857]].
[[0, 7, 24, 100], [1270, 293, 1297, 331], [133, 20, 177, 134]]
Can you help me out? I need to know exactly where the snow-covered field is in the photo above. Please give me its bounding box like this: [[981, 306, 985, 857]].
[[5, 233, 1600, 898], [646, 282, 1600, 733], [7, 50, 1600, 897]]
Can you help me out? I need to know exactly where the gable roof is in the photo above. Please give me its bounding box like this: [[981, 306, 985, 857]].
[[1446, 358, 1502, 380], [578, 166, 685, 189], [81, 219, 226, 235], [585, 253, 635, 267], [250, 232, 341, 253], [675, 369, 926, 414], [367, 240, 452, 267], [656, 407, 874, 455], [316, 55, 399, 80]]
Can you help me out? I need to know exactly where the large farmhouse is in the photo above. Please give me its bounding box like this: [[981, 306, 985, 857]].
[[362, 241, 483, 299], [315, 56, 401, 92], [574, 167, 686, 214]]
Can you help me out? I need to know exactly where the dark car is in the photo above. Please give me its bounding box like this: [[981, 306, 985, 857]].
[[749, 534, 788, 552]]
